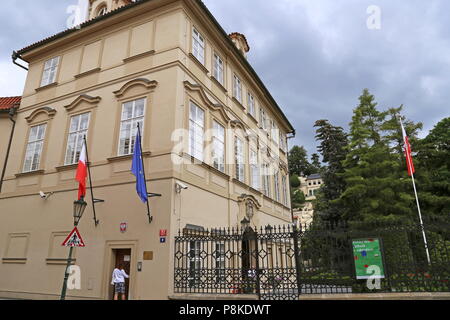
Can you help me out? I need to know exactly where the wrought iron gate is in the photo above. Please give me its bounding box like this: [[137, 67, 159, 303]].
[[174, 217, 450, 300], [174, 225, 300, 300]]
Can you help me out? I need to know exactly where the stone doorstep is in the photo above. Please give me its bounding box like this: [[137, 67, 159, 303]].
[[169, 294, 259, 301], [299, 292, 450, 300]]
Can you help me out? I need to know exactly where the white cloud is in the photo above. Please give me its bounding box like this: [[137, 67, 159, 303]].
[[0, 60, 27, 97]]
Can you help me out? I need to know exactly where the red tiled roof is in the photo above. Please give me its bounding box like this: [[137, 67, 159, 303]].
[[0, 97, 21, 110]]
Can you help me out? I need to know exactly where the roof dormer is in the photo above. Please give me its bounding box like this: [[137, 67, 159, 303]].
[[229, 32, 250, 58], [88, 0, 135, 20]]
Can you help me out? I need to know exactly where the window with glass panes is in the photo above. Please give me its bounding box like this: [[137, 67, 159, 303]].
[[260, 108, 267, 131], [233, 75, 242, 103], [250, 149, 259, 190], [212, 121, 225, 172], [271, 121, 279, 145], [40, 57, 60, 87], [280, 133, 287, 152], [65, 113, 90, 165], [235, 137, 245, 182], [192, 28, 205, 65], [23, 124, 47, 173], [263, 163, 271, 197], [274, 172, 280, 202], [282, 175, 288, 206], [118, 98, 146, 156], [248, 93, 256, 117], [213, 53, 224, 85], [189, 102, 205, 161]]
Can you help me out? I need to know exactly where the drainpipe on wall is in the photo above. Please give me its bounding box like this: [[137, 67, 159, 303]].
[[0, 105, 18, 194]]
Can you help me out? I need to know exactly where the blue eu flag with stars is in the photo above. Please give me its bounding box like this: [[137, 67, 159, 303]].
[[131, 129, 148, 203]]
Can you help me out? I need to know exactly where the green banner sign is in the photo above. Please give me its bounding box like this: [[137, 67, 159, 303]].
[[352, 238, 385, 280]]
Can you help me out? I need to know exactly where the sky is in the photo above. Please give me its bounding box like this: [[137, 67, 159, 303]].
[[0, 0, 449, 158]]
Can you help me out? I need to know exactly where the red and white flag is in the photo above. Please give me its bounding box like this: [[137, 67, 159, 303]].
[[75, 142, 87, 200], [400, 119, 415, 177]]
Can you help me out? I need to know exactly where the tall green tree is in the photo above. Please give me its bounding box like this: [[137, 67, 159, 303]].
[[310, 153, 322, 172], [313, 119, 348, 223], [337, 89, 415, 223], [416, 117, 450, 217], [288, 145, 314, 176]]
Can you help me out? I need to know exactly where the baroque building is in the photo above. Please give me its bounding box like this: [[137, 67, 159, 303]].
[[1, 0, 295, 300]]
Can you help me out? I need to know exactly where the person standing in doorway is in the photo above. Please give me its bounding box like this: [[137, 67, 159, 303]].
[[111, 263, 129, 300]]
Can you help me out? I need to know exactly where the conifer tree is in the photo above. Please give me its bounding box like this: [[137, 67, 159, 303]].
[[338, 89, 415, 222], [313, 119, 348, 223]]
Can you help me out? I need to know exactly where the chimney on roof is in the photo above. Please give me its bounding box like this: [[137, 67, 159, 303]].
[[229, 32, 250, 58]]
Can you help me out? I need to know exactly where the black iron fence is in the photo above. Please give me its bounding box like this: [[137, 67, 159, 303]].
[[173, 217, 450, 300]]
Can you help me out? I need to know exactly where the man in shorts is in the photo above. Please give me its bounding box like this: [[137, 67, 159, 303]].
[[111, 263, 129, 300]]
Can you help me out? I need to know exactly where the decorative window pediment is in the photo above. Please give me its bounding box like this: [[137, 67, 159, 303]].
[[64, 94, 101, 113], [25, 107, 56, 124], [114, 78, 158, 99], [184, 81, 230, 123]]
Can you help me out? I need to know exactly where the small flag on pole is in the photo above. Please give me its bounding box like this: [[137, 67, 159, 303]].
[[75, 142, 88, 200], [400, 119, 415, 177], [131, 128, 148, 203]]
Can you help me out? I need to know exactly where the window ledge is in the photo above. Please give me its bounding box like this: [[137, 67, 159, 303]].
[[232, 178, 249, 189], [189, 53, 209, 74], [75, 68, 101, 79], [55, 163, 92, 172], [232, 97, 245, 111], [200, 162, 230, 180], [35, 82, 58, 92], [181, 152, 204, 165], [249, 187, 263, 196], [15, 170, 45, 178], [247, 112, 258, 124], [2, 258, 27, 264], [123, 50, 156, 63], [107, 152, 152, 163], [46, 258, 77, 266], [211, 76, 227, 93]]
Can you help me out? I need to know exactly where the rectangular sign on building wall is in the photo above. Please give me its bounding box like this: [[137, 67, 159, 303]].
[[352, 238, 385, 280]]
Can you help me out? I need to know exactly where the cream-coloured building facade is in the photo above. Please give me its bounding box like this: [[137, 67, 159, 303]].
[[0, 0, 295, 300], [293, 174, 323, 228]]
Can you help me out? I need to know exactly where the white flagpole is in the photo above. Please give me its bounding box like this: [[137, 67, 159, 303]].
[[410, 171, 431, 265], [399, 116, 431, 265]]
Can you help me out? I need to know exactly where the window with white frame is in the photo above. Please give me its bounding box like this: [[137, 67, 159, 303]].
[[274, 172, 280, 202], [248, 93, 255, 117], [280, 133, 287, 152], [260, 108, 267, 131], [23, 124, 47, 173], [235, 137, 245, 182], [271, 121, 279, 145], [40, 57, 60, 87], [192, 28, 205, 65], [233, 74, 242, 103], [212, 121, 225, 172], [282, 174, 288, 206], [118, 98, 146, 156], [262, 162, 271, 197], [189, 102, 205, 161], [213, 53, 224, 85], [65, 113, 90, 165], [250, 149, 259, 190]]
